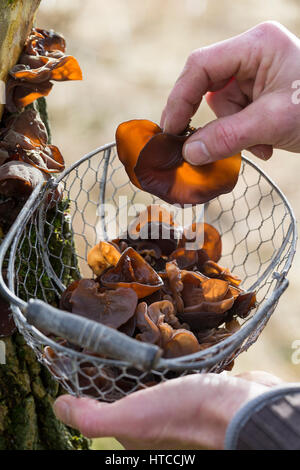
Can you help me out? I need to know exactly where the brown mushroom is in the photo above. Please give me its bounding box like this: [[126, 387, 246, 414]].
[[0, 108, 65, 174], [69, 279, 138, 329], [169, 247, 198, 270], [179, 222, 222, 262], [180, 271, 234, 330], [0, 161, 49, 225], [227, 291, 256, 319], [101, 247, 163, 298], [160, 260, 184, 314], [126, 204, 180, 257], [135, 302, 161, 344], [116, 119, 241, 206], [201, 260, 241, 287], [135, 300, 199, 358], [163, 329, 200, 358], [127, 204, 177, 236], [87, 241, 121, 276], [59, 279, 81, 312], [116, 120, 161, 188], [6, 28, 82, 112]]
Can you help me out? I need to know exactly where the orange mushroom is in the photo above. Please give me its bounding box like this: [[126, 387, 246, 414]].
[[87, 240, 121, 276], [180, 270, 235, 330], [116, 119, 241, 206], [101, 247, 164, 298], [163, 330, 200, 358], [116, 120, 161, 188], [6, 28, 82, 112], [179, 222, 222, 262], [201, 260, 241, 287]]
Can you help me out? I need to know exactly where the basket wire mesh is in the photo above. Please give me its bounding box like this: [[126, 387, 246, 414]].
[[0, 142, 297, 402]]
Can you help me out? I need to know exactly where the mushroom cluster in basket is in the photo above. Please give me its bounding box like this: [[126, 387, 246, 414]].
[[59, 205, 256, 362]]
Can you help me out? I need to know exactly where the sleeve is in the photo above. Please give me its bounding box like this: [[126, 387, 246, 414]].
[[224, 383, 300, 450]]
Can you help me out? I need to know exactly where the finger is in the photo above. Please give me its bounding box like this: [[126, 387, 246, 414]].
[[247, 144, 273, 160], [162, 22, 290, 135], [235, 371, 284, 388], [182, 96, 278, 165], [53, 395, 113, 438], [206, 82, 273, 161], [162, 26, 265, 134], [206, 78, 249, 118]]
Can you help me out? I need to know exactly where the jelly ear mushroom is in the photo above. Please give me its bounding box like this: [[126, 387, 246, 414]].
[[169, 247, 198, 270], [201, 260, 241, 287], [7, 28, 82, 112], [87, 241, 121, 276], [101, 247, 164, 298], [179, 222, 222, 263], [163, 330, 200, 358], [116, 120, 161, 188], [135, 302, 160, 344], [0, 161, 48, 198], [116, 119, 241, 206], [0, 108, 65, 174], [69, 279, 138, 329], [127, 204, 177, 237], [127, 204, 180, 256]]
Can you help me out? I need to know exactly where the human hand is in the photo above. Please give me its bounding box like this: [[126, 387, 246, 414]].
[[53, 371, 282, 450], [161, 22, 300, 165]]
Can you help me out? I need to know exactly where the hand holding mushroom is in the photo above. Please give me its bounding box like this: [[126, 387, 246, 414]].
[[161, 22, 300, 165]]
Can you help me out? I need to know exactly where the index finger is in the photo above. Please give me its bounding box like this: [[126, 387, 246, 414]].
[[161, 25, 266, 134]]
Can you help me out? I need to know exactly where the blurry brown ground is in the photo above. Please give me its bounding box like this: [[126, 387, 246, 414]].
[[37, 0, 300, 449]]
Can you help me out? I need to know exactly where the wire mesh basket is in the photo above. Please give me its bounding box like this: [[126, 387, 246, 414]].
[[0, 142, 297, 402]]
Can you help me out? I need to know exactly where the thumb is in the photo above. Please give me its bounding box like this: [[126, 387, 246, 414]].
[[183, 101, 274, 165]]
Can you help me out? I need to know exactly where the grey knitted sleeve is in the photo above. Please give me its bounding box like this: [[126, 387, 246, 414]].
[[224, 383, 300, 450]]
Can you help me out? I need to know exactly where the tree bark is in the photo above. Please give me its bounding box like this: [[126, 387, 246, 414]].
[[0, 0, 41, 119], [0, 1, 89, 450]]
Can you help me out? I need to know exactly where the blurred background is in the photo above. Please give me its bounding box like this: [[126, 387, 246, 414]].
[[36, 0, 300, 449]]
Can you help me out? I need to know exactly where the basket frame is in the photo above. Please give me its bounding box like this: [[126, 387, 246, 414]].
[[0, 143, 297, 375]]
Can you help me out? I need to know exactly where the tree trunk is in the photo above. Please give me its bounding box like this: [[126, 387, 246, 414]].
[[0, 0, 41, 119], [0, 1, 89, 450]]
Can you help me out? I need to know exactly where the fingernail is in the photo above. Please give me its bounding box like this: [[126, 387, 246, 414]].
[[184, 141, 211, 165], [53, 399, 70, 424]]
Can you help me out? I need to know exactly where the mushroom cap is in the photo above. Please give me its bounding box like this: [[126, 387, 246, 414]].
[[87, 240, 121, 276], [69, 279, 138, 329], [116, 120, 161, 188], [116, 119, 241, 206], [101, 247, 164, 298], [7, 28, 82, 112]]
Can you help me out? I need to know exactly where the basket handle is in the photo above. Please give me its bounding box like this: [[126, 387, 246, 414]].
[[25, 299, 162, 370]]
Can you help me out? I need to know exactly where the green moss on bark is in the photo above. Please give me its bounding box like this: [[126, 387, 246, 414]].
[[0, 333, 89, 450]]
